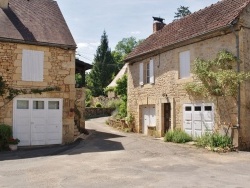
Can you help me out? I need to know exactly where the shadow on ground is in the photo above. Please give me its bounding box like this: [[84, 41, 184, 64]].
[[0, 129, 125, 161]]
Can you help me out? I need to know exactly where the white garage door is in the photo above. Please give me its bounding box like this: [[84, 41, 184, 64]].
[[142, 105, 156, 135], [183, 103, 214, 137], [13, 98, 63, 146]]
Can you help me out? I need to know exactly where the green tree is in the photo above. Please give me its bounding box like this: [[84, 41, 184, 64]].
[[112, 37, 143, 70], [115, 74, 127, 118], [174, 6, 191, 19], [87, 31, 115, 96]]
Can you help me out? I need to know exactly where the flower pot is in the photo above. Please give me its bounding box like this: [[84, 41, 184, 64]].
[[9, 144, 18, 151]]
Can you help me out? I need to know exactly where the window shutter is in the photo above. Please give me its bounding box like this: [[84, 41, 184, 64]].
[[149, 59, 154, 84], [179, 51, 190, 78], [22, 49, 32, 81], [139, 63, 144, 85], [33, 51, 44, 81], [22, 50, 44, 81]]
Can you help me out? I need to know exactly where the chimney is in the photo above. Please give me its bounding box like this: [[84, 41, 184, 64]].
[[153, 17, 165, 33], [0, 0, 9, 9]]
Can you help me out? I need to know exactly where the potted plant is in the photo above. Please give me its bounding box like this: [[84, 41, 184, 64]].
[[8, 137, 20, 151]]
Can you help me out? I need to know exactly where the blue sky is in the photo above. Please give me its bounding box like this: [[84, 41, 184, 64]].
[[57, 0, 220, 63]]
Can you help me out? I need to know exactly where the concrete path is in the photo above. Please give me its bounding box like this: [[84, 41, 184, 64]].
[[1, 117, 250, 188]]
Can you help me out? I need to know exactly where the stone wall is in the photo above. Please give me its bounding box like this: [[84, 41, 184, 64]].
[[85, 108, 115, 119], [0, 41, 76, 143]]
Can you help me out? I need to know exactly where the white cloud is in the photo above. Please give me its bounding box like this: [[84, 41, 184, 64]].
[[131, 31, 141, 35], [77, 42, 89, 48]]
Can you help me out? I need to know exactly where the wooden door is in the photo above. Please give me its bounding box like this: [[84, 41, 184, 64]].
[[164, 103, 171, 134]]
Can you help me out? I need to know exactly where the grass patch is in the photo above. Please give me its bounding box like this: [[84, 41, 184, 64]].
[[164, 129, 192, 143], [196, 132, 233, 152]]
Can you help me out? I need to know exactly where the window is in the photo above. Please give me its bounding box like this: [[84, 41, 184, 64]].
[[22, 49, 44, 81], [48, 101, 60, 109], [17, 100, 29, 109], [185, 106, 192, 111], [33, 101, 44, 109], [139, 59, 154, 85], [179, 50, 190, 79]]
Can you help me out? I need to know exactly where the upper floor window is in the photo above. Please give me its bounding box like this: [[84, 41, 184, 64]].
[[179, 50, 190, 79], [139, 59, 154, 86], [22, 49, 44, 81]]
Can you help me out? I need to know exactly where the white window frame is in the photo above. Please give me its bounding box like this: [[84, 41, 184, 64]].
[[22, 49, 44, 81], [179, 50, 190, 79]]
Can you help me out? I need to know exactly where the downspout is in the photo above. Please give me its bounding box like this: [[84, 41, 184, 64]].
[[230, 20, 240, 128]]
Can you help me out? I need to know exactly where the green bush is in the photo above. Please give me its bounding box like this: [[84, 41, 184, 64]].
[[95, 102, 102, 108], [196, 132, 232, 149], [164, 129, 192, 143], [0, 124, 12, 150], [117, 100, 127, 118], [85, 101, 91, 107]]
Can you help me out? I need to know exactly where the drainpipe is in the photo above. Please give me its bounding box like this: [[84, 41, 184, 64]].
[[230, 21, 240, 129]]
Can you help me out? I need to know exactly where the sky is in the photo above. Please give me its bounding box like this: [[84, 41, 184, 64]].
[[57, 0, 220, 64]]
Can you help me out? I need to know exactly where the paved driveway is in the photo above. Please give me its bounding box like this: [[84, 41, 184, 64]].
[[1, 117, 250, 188]]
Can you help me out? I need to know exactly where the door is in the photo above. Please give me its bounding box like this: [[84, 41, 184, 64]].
[[13, 100, 31, 146], [163, 103, 171, 134], [142, 105, 156, 135], [31, 100, 46, 145], [13, 98, 63, 146], [47, 100, 63, 145], [183, 103, 214, 137]]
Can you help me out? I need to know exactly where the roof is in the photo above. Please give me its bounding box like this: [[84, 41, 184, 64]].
[[126, 0, 250, 61], [0, 0, 76, 48], [75, 59, 93, 73], [107, 63, 128, 88]]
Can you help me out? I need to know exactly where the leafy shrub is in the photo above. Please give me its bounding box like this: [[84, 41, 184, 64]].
[[196, 132, 232, 149], [95, 102, 102, 108], [117, 100, 127, 118], [0, 124, 12, 150], [85, 101, 91, 107], [164, 129, 192, 143]]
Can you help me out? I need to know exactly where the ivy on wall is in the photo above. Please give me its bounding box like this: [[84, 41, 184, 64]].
[[185, 50, 250, 98], [0, 76, 60, 108]]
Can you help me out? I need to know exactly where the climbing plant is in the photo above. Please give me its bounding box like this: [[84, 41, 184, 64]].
[[185, 50, 250, 98], [0, 76, 60, 108]]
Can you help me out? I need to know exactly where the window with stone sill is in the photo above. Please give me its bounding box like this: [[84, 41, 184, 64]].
[[139, 59, 154, 86], [22, 49, 44, 82]]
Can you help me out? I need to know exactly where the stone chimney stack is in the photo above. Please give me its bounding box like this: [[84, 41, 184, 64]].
[[0, 0, 9, 9], [153, 17, 165, 33]]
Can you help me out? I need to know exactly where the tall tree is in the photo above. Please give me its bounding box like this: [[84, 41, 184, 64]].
[[87, 31, 115, 96], [174, 6, 191, 19], [112, 37, 143, 70]]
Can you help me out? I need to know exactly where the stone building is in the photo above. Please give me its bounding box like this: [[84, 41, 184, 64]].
[[125, 0, 250, 150], [0, 0, 78, 146]]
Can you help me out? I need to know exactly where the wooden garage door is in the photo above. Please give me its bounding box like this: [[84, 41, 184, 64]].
[[13, 98, 63, 146], [183, 103, 214, 137]]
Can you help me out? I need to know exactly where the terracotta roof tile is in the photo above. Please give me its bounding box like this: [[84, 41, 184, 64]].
[[126, 0, 250, 61], [0, 0, 76, 48]]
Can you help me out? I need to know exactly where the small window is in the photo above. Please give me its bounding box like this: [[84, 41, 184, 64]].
[[205, 106, 212, 111], [179, 50, 190, 79], [33, 101, 44, 109], [17, 100, 29, 109], [195, 106, 201, 111], [48, 101, 59, 109], [185, 106, 192, 111]]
